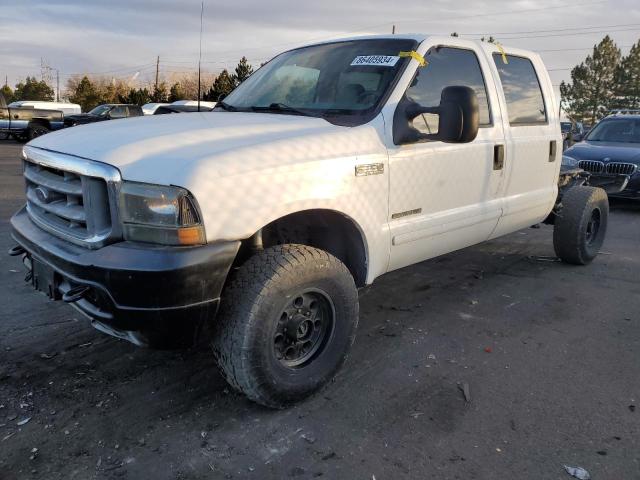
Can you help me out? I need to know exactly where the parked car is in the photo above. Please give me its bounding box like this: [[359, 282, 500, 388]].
[[64, 104, 143, 126], [141, 102, 170, 115], [8, 100, 81, 115], [0, 92, 64, 141], [561, 120, 586, 150], [10, 35, 613, 408], [153, 104, 216, 114], [563, 112, 640, 199]]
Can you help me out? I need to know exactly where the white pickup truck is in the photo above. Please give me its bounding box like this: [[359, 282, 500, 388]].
[[10, 35, 611, 408]]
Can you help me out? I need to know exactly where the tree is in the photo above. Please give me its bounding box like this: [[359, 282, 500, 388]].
[[13, 76, 54, 101], [560, 35, 621, 123], [119, 87, 152, 105], [614, 40, 640, 109], [232, 57, 254, 86], [68, 76, 102, 111], [168, 83, 186, 102], [152, 82, 169, 102], [205, 69, 235, 101], [1, 84, 14, 103]]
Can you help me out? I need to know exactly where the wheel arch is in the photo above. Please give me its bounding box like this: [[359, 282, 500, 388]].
[[28, 118, 52, 129], [236, 208, 369, 287]]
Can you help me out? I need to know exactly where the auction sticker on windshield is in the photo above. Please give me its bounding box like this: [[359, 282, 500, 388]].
[[350, 55, 400, 67]]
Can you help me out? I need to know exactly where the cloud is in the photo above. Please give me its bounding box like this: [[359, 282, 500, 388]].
[[1, 0, 639, 94]]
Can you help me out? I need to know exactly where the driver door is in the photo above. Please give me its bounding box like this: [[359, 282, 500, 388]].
[[387, 43, 506, 271]]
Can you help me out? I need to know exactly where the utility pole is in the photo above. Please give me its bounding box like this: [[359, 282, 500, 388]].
[[56, 70, 60, 102], [197, 1, 204, 111], [392, 24, 396, 34], [155, 55, 160, 97]]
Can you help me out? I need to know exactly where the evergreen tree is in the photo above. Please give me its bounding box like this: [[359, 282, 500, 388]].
[[206, 70, 235, 101], [1, 84, 14, 103], [169, 83, 186, 102], [152, 82, 169, 103], [13, 77, 54, 101], [560, 35, 621, 123], [614, 40, 640, 109], [119, 88, 152, 105], [232, 57, 254, 86], [68, 76, 102, 111]]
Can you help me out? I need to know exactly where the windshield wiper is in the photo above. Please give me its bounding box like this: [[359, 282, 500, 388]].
[[250, 103, 316, 117], [216, 101, 239, 112]]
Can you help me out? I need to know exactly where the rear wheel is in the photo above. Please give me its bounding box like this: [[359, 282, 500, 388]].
[[28, 124, 50, 140], [553, 186, 608, 265], [212, 244, 359, 408]]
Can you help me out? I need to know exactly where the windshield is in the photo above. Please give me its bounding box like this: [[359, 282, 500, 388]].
[[89, 105, 112, 116], [586, 118, 640, 143], [221, 38, 418, 125]]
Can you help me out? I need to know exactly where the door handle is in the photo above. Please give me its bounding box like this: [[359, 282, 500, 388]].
[[493, 144, 504, 170], [549, 140, 557, 162]]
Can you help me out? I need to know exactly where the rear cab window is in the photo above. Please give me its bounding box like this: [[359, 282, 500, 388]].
[[492, 54, 547, 125]]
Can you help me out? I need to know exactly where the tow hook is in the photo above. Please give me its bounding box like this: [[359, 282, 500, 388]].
[[63, 285, 90, 303], [8, 245, 26, 256]]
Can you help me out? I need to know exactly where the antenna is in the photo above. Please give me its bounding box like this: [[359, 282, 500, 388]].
[[197, 0, 204, 112]]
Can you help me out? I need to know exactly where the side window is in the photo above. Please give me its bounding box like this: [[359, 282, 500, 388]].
[[493, 54, 547, 125], [406, 46, 492, 135], [110, 106, 127, 118]]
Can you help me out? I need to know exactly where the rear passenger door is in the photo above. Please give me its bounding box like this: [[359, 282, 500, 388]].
[[489, 53, 559, 237], [387, 43, 506, 272]]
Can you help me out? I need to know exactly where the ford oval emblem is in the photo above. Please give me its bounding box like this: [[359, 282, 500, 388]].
[[35, 186, 51, 204]]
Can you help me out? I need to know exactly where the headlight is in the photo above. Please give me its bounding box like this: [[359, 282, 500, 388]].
[[562, 155, 578, 167], [119, 182, 205, 246]]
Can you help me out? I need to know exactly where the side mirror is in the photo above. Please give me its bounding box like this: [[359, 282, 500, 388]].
[[393, 86, 479, 145]]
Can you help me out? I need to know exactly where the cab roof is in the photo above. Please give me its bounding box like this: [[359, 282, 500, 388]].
[[302, 34, 540, 61]]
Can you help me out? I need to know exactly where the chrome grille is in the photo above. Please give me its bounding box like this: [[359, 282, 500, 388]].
[[22, 146, 121, 248], [578, 160, 604, 173], [605, 162, 637, 175]]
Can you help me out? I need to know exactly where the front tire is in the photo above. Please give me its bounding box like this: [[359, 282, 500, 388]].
[[212, 244, 359, 408], [553, 186, 608, 265]]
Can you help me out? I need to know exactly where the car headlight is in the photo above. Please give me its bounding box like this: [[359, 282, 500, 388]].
[[119, 182, 206, 246], [562, 155, 579, 167]]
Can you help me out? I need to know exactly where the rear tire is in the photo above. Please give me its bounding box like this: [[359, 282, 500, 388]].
[[553, 186, 608, 265], [28, 124, 50, 140], [212, 244, 359, 408]]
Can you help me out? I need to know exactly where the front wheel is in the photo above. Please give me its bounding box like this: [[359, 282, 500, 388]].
[[212, 244, 359, 408], [553, 186, 609, 265]]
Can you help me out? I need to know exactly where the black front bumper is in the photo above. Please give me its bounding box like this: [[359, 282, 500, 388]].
[[10, 206, 240, 348]]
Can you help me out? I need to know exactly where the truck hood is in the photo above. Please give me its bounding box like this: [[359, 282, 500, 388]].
[[28, 112, 365, 185], [565, 141, 640, 163]]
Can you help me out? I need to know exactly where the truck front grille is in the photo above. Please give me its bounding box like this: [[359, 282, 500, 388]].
[[605, 162, 637, 175], [578, 160, 604, 173], [22, 146, 121, 248]]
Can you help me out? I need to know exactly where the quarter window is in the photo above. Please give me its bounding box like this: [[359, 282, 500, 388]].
[[493, 54, 547, 125], [405, 46, 492, 134]]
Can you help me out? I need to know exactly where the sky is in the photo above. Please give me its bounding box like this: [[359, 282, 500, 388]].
[[1, 0, 639, 99]]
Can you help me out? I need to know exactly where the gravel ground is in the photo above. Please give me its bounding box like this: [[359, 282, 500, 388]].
[[1, 139, 639, 480]]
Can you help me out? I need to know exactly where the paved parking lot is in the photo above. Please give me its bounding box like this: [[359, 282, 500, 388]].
[[1, 139, 639, 479]]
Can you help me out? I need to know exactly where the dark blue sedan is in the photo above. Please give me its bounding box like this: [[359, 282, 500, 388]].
[[563, 114, 640, 199]]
